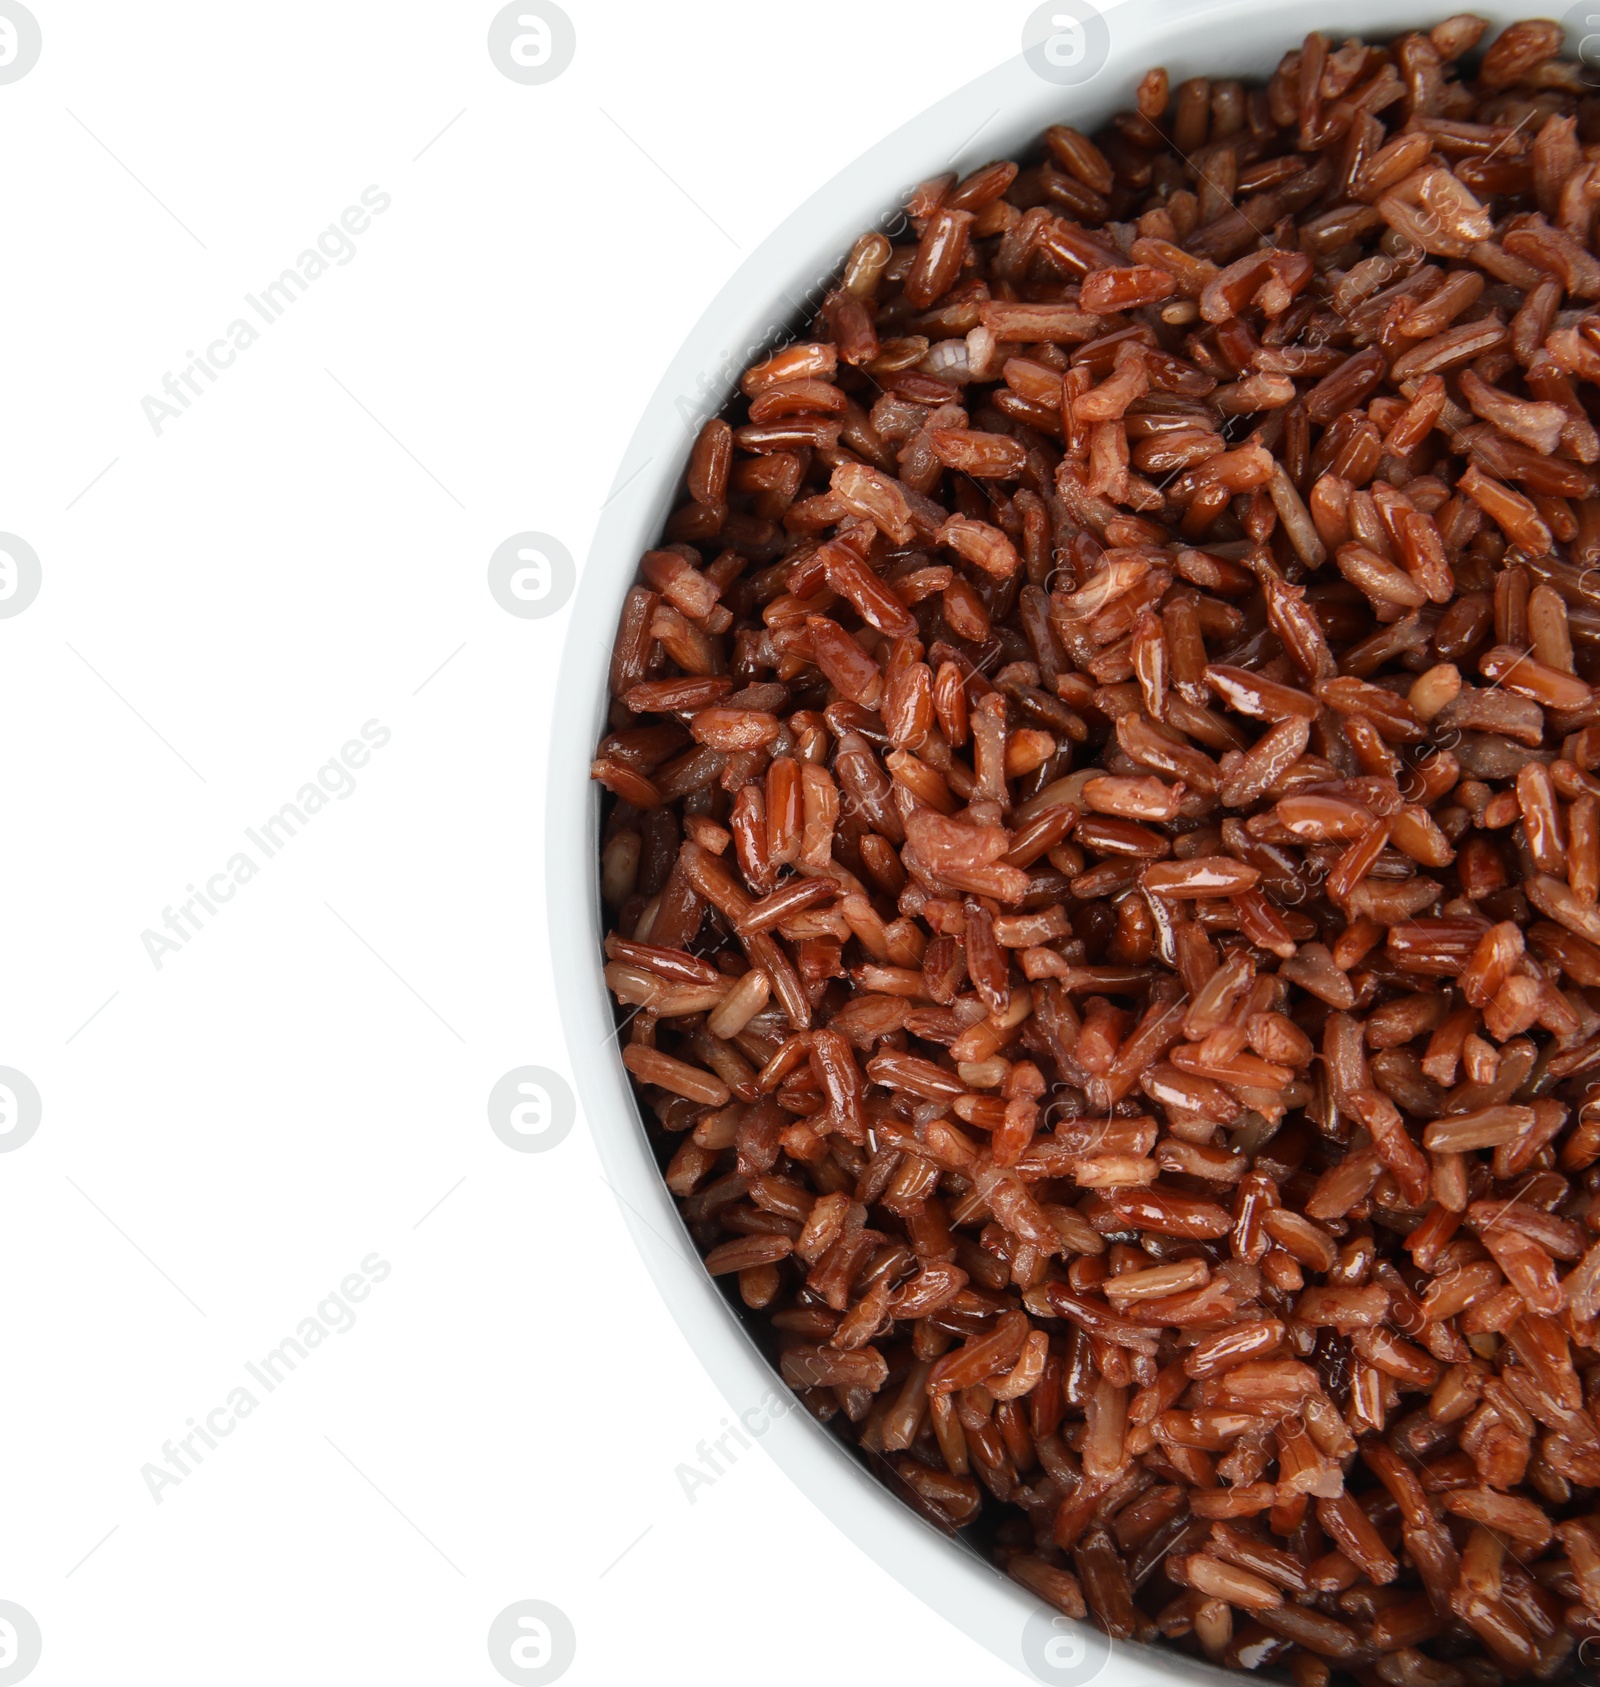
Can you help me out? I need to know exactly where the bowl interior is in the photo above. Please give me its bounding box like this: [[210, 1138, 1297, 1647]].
[[550, 2, 1554, 1678]]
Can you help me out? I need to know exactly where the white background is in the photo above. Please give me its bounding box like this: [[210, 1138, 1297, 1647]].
[[0, 1, 1084, 1682]]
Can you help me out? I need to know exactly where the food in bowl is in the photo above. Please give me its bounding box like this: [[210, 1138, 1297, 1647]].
[[592, 16, 1600, 1678]]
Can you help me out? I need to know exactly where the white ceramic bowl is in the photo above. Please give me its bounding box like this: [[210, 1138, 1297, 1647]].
[[550, 2, 1554, 1677]]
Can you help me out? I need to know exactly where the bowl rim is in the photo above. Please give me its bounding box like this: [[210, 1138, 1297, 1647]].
[[548, 1, 1548, 1677]]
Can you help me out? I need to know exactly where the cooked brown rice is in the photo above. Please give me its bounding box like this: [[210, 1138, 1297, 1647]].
[[595, 17, 1600, 1680]]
